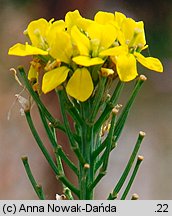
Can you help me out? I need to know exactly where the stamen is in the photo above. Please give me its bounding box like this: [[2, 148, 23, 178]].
[[91, 39, 100, 57], [44, 59, 61, 71]]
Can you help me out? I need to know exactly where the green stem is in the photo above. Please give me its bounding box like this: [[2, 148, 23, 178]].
[[57, 89, 86, 166], [38, 107, 67, 182], [63, 187, 74, 200], [79, 113, 88, 199], [55, 145, 79, 177], [89, 76, 107, 123], [89, 111, 116, 191], [18, 66, 65, 131], [23, 89, 75, 199], [121, 155, 144, 200], [79, 101, 94, 200], [36, 185, 45, 200], [38, 107, 74, 199], [21, 156, 45, 200], [92, 141, 106, 159], [94, 80, 124, 133], [57, 175, 80, 198], [93, 136, 117, 161], [100, 113, 116, 171], [61, 88, 83, 126], [38, 107, 57, 149], [114, 76, 146, 143], [94, 141, 117, 173], [107, 131, 145, 200], [25, 111, 59, 175]]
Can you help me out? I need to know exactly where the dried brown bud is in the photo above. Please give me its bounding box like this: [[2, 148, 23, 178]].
[[101, 68, 114, 77], [138, 155, 144, 161], [139, 131, 146, 137], [84, 163, 90, 169], [112, 108, 119, 115], [139, 75, 147, 81], [131, 193, 139, 200], [56, 85, 64, 91]]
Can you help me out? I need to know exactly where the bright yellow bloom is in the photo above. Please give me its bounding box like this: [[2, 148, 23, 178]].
[[8, 18, 66, 56], [9, 18, 71, 94], [41, 26, 94, 101], [100, 17, 163, 81], [41, 31, 73, 94], [8, 10, 163, 102], [71, 22, 117, 67]]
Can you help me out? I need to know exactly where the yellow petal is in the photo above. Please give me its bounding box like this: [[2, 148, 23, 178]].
[[94, 11, 115, 24], [26, 18, 49, 47], [65, 10, 93, 32], [65, 10, 82, 31], [46, 20, 66, 45], [71, 26, 90, 56], [116, 54, 138, 81], [121, 18, 146, 47], [8, 43, 48, 56], [66, 68, 94, 102], [134, 52, 163, 72], [133, 21, 146, 47], [50, 20, 66, 31], [87, 23, 117, 49], [121, 18, 136, 43], [42, 66, 70, 93], [99, 45, 128, 57], [49, 31, 73, 64], [114, 12, 126, 26], [76, 17, 94, 32], [117, 30, 126, 46], [72, 56, 104, 66]]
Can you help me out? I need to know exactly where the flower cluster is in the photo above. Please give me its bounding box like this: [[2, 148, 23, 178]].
[[9, 10, 163, 102]]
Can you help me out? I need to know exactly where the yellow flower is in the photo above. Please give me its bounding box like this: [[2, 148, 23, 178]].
[[100, 17, 163, 81], [41, 31, 73, 94], [41, 27, 94, 101], [8, 10, 163, 102], [8, 18, 66, 57], [71, 21, 117, 67], [41, 29, 94, 101], [9, 18, 69, 93]]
